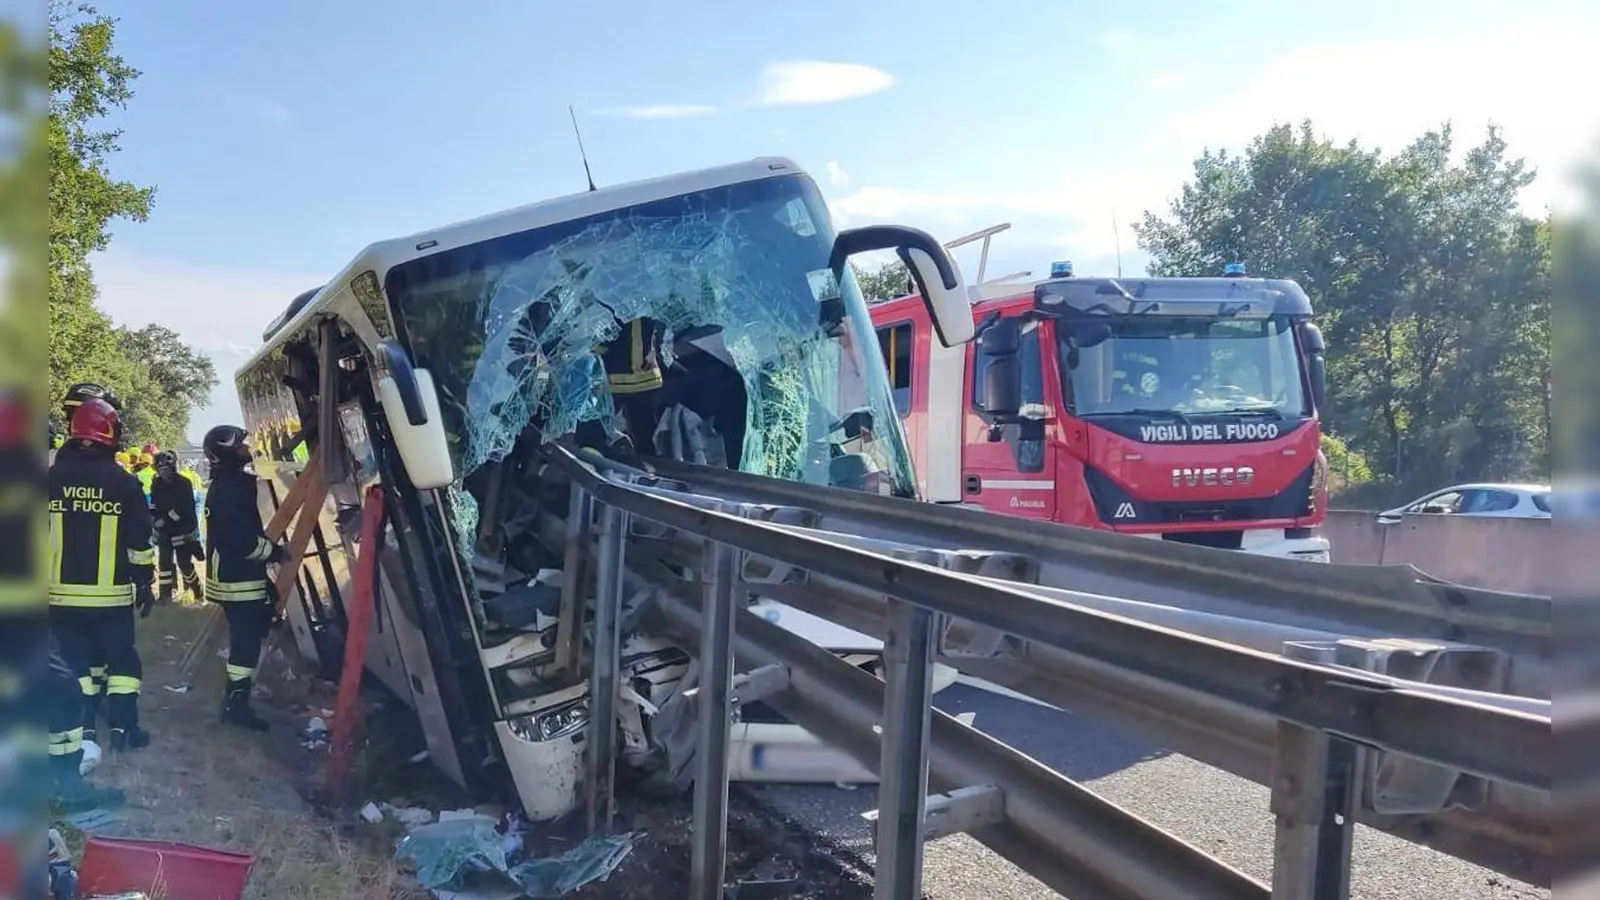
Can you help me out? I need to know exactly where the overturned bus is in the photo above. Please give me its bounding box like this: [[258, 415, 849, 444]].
[[233, 158, 974, 820]]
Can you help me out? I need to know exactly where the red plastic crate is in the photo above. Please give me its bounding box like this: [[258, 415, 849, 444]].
[[78, 836, 254, 900]]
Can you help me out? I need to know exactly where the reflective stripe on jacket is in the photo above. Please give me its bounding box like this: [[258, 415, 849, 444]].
[[48, 446, 154, 607]]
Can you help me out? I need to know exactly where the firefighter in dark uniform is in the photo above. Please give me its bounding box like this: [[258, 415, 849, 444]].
[[48, 397, 155, 752], [149, 450, 203, 603], [583, 315, 666, 453], [59, 382, 122, 721], [202, 424, 279, 732], [2, 397, 124, 900]]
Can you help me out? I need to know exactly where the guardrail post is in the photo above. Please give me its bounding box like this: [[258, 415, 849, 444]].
[[586, 502, 626, 835], [876, 598, 935, 900], [1270, 722, 1358, 900], [690, 542, 739, 900]]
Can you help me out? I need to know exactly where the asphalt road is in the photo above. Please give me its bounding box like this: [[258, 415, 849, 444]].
[[749, 679, 1548, 900]]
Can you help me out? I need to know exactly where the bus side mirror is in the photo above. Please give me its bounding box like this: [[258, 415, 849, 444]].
[[1301, 322, 1327, 411], [375, 340, 455, 490], [832, 225, 974, 348]]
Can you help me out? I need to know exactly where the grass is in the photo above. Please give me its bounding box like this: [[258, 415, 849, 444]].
[[61, 600, 428, 900]]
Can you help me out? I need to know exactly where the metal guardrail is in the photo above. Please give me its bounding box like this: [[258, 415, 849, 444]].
[[547, 446, 1553, 900]]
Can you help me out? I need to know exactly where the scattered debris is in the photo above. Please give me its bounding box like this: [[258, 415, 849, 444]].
[[47, 828, 79, 900], [722, 878, 800, 900], [506, 833, 634, 897], [80, 739, 102, 776], [299, 716, 330, 750], [359, 803, 385, 824], [410, 750, 432, 764], [394, 816, 509, 890], [394, 815, 634, 898], [65, 808, 121, 832], [381, 803, 436, 829]]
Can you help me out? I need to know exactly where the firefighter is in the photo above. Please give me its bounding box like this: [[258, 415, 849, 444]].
[[48, 397, 155, 752], [133, 452, 156, 504], [591, 315, 666, 453], [202, 424, 280, 732], [57, 383, 125, 739], [150, 450, 202, 603], [1, 394, 125, 871]]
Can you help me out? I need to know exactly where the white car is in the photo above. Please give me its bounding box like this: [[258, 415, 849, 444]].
[[1377, 483, 1551, 524]]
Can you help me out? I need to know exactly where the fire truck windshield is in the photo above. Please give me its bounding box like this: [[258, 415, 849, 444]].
[[387, 172, 918, 499], [1062, 314, 1309, 418]]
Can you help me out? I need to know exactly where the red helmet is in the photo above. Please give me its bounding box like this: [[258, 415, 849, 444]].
[[69, 398, 121, 447]]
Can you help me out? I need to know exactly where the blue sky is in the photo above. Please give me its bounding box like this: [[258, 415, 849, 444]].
[[86, 0, 1588, 440]]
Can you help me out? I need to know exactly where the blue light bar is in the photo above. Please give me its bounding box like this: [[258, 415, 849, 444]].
[[1050, 260, 1074, 278], [1223, 262, 1247, 277]]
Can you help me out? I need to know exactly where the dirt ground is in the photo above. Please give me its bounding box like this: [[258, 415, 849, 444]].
[[59, 600, 877, 899], [58, 600, 426, 899]]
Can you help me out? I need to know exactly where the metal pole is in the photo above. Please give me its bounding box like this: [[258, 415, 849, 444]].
[[586, 503, 626, 835], [555, 487, 595, 677], [690, 542, 738, 900], [876, 599, 936, 900], [1270, 722, 1357, 900]]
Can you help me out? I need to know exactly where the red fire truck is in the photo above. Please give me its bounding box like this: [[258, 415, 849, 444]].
[[868, 260, 1332, 561]]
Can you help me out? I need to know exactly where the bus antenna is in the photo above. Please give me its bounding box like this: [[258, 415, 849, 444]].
[[568, 105, 597, 192], [1112, 211, 1124, 278]]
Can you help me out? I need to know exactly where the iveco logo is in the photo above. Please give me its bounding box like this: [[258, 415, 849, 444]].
[[1172, 466, 1256, 487]]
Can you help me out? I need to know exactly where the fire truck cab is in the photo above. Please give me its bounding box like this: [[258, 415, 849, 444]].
[[870, 262, 1333, 561]]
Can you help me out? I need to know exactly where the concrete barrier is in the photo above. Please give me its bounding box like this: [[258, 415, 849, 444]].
[[1323, 510, 1554, 596]]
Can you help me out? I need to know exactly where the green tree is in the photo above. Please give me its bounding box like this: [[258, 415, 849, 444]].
[[116, 325, 217, 445], [851, 259, 913, 302], [46, 2, 214, 447], [1137, 121, 1551, 495], [48, 0, 154, 409]]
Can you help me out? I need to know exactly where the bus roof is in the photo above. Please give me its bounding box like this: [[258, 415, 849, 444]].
[[241, 156, 809, 373]]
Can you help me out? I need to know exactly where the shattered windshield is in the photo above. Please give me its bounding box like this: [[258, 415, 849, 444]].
[[1061, 314, 1308, 416], [386, 173, 916, 500]]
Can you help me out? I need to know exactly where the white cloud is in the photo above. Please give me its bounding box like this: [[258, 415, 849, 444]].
[[825, 160, 849, 188], [90, 250, 327, 441], [596, 104, 719, 119], [756, 61, 895, 106]]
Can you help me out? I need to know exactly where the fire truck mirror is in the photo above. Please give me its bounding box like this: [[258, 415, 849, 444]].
[[980, 317, 1021, 357], [1301, 322, 1327, 411], [982, 357, 1022, 419]]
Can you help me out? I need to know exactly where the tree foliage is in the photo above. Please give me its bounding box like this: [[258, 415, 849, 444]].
[[1137, 121, 1551, 497], [47, 2, 214, 446], [851, 260, 914, 303]]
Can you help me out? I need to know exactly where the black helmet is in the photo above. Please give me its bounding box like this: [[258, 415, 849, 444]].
[[62, 382, 123, 445], [154, 449, 179, 471], [62, 382, 122, 418], [203, 425, 252, 469]]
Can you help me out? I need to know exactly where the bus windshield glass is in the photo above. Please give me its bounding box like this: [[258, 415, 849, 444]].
[[386, 172, 916, 500], [1061, 314, 1308, 417]]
